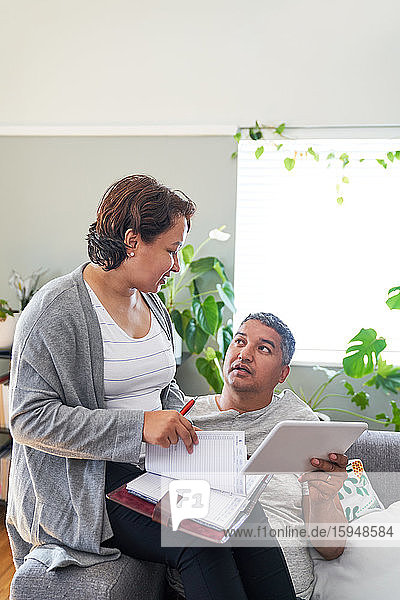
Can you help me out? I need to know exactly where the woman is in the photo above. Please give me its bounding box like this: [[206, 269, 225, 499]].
[[7, 174, 297, 600]]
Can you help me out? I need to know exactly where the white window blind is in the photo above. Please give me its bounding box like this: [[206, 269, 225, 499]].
[[234, 137, 400, 366]]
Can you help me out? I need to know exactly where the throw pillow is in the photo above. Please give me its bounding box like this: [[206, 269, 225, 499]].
[[338, 459, 384, 522], [311, 500, 400, 600]]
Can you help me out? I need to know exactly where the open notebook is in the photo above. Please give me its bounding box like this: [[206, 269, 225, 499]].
[[107, 431, 271, 542]]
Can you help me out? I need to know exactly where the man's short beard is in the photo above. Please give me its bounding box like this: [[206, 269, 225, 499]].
[[230, 379, 258, 393]]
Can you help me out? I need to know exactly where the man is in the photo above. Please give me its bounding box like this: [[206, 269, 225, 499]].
[[175, 312, 348, 600]]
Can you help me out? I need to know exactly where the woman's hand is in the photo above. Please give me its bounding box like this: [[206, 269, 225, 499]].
[[143, 410, 199, 453], [298, 453, 348, 503]]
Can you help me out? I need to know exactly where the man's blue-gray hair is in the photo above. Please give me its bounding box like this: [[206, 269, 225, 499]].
[[240, 312, 295, 366]]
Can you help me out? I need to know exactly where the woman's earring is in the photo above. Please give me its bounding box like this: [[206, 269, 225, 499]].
[[129, 252, 135, 257]]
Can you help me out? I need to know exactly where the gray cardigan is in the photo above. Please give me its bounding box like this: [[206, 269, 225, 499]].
[[6, 263, 185, 570]]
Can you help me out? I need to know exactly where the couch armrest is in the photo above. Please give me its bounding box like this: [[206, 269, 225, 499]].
[[347, 430, 400, 507]]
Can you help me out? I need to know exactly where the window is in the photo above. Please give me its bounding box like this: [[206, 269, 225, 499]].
[[234, 134, 400, 365]]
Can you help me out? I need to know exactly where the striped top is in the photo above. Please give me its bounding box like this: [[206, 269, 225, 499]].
[[85, 282, 176, 411]]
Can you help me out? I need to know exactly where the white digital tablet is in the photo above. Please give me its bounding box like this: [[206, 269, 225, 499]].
[[242, 420, 368, 474]]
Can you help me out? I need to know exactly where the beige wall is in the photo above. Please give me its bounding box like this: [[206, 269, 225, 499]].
[[0, 136, 236, 295], [1, 0, 399, 127]]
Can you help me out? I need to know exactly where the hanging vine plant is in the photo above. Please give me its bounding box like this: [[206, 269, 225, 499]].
[[232, 122, 400, 204]]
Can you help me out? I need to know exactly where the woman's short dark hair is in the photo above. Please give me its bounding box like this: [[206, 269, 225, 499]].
[[87, 174, 196, 271]]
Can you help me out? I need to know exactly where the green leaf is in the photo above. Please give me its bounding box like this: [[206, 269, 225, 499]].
[[216, 301, 224, 331], [342, 176, 349, 184], [190, 256, 217, 275], [213, 260, 228, 283], [249, 127, 262, 141], [339, 153, 349, 167], [231, 151, 238, 159], [375, 412, 390, 422], [191, 279, 201, 313], [284, 157, 295, 171], [377, 159, 387, 169], [190, 257, 228, 283], [204, 346, 217, 361], [196, 357, 224, 393], [359, 158, 365, 163], [182, 309, 192, 335], [217, 322, 233, 357], [336, 184, 341, 193], [351, 391, 370, 410], [275, 123, 286, 135], [216, 281, 236, 313], [387, 152, 394, 162], [390, 400, 400, 429], [233, 131, 241, 143], [275, 143, 283, 151], [344, 381, 355, 396], [181, 244, 194, 265], [171, 310, 184, 338], [192, 295, 219, 336], [365, 358, 400, 394], [255, 146, 264, 159], [386, 286, 400, 310], [343, 328, 387, 378], [395, 151, 400, 160], [327, 152, 335, 160], [307, 147, 319, 161], [337, 197, 344, 205], [185, 319, 209, 354], [157, 291, 166, 305]]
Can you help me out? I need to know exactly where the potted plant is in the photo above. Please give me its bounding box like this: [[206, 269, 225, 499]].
[[9, 268, 47, 311], [0, 268, 46, 351], [159, 227, 235, 393], [0, 299, 18, 350]]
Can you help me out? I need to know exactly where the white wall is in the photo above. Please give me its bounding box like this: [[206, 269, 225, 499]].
[[1, 0, 399, 128]]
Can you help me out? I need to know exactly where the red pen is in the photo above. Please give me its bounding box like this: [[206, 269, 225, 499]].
[[180, 397, 197, 416]]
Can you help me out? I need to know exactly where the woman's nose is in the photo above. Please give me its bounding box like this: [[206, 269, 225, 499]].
[[171, 254, 180, 273]]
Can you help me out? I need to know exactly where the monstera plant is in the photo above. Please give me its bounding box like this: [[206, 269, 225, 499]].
[[158, 227, 235, 393], [339, 284, 400, 431], [288, 286, 400, 431]]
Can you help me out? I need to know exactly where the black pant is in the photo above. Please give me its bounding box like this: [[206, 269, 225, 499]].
[[104, 462, 297, 600]]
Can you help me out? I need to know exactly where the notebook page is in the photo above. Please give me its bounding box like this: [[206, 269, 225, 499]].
[[145, 431, 247, 495], [245, 473, 266, 496], [196, 488, 248, 529], [126, 472, 172, 502]]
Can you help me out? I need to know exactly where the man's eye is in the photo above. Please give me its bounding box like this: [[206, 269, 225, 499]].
[[260, 345, 271, 353], [235, 338, 245, 345]]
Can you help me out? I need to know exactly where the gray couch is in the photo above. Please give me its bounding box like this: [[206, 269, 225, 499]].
[[9, 429, 400, 600]]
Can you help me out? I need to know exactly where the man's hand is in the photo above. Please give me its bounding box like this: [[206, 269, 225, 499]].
[[143, 410, 199, 453], [298, 453, 348, 503]]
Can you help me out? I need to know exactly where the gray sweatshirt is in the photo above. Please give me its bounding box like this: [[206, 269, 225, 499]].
[[6, 263, 185, 570]]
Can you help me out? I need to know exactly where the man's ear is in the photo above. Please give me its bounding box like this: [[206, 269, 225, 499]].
[[278, 365, 290, 383]]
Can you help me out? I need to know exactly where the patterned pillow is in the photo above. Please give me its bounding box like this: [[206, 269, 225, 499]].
[[338, 458, 384, 522]]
